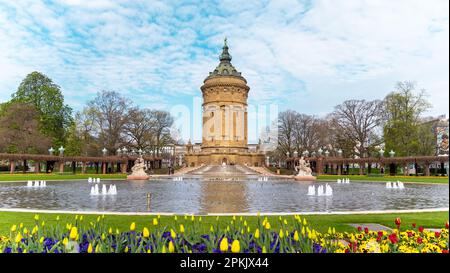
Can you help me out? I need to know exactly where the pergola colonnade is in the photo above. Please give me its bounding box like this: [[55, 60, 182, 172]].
[[0, 153, 163, 175]]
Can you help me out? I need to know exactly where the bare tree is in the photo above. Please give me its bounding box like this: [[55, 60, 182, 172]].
[[277, 110, 298, 156], [329, 99, 383, 157], [123, 108, 156, 151], [85, 91, 131, 154], [152, 110, 174, 155]]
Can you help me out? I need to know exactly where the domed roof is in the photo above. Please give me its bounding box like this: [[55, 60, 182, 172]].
[[205, 38, 246, 82]]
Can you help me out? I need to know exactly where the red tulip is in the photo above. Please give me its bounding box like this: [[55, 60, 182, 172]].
[[442, 249, 449, 254], [389, 233, 398, 244], [407, 231, 413, 237], [378, 231, 384, 237], [364, 227, 369, 234], [419, 226, 424, 233], [446, 221, 449, 229], [412, 223, 416, 228], [395, 217, 401, 227], [435, 231, 441, 238], [417, 237, 423, 244], [357, 226, 362, 232]]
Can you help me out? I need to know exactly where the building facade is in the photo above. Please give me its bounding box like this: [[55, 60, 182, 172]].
[[185, 39, 265, 167]]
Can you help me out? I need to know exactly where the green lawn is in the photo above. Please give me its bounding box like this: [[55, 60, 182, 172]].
[[317, 175, 449, 184], [0, 211, 447, 236]]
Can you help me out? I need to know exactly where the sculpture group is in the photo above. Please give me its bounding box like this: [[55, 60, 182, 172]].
[[294, 156, 316, 181], [126, 155, 150, 180]]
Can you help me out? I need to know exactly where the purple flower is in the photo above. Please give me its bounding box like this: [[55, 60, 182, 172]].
[[3, 247, 12, 253], [313, 243, 327, 253]]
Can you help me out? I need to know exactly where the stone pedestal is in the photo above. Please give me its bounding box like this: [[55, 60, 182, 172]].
[[294, 175, 317, 181]]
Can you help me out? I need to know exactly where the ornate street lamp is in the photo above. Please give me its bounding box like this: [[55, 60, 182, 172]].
[[304, 150, 309, 157], [122, 147, 128, 155], [286, 151, 290, 158], [293, 151, 298, 158], [58, 146, 65, 156], [379, 148, 384, 157], [116, 148, 121, 156], [337, 149, 343, 157], [138, 148, 143, 155], [48, 147, 54, 155], [311, 151, 316, 157], [389, 150, 395, 158], [102, 148, 107, 156], [324, 150, 330, 157], [317, 147, 323, 156]]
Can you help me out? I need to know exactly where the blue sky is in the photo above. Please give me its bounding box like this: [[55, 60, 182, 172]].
[[0, 0, 448, 130]]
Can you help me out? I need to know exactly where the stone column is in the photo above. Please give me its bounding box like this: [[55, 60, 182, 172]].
[[102, 162, 107, 174], [34, 162, 40, 173], [121, 163, 127, 174], [10, 161, 15, 174], [424, 162, 430, 176], [59, 161, 64, 174], [81, 162, 87, 174]]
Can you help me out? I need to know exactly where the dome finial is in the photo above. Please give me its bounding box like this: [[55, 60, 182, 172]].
[[224, 37, 227, 47]]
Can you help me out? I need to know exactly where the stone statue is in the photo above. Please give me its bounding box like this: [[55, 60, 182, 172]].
[[127, 155, 150, 180], [294, 156, 316, 181]]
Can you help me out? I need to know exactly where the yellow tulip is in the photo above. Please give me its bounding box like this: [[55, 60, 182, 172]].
[[101, 233, 106, 240], [230, 220, 234, 225], [278, 216, 282, 221], [23, 249, 27, 253], [23, 228, 28, 234], [241, 228, 244, 234], [265, 222, 271, 230], [69, 227, 78, 240], [220, 237, 228, 252], [108, 227, 112, 235], [301, 226, 306, 236], [75, 215, 78, 220], [142, 227, 150, 238], [279, 229, 284, 238], [153, 218, 158, 226], [96, 216, 100, 222], [157, 214, 161, 219], [332, 227, 336, 234], [79, 216, 83, 221], [199, 216, 202, 222], [303, 218, 307, 226], [168, 241, 175, 253], [262, 246, 267, 253], [62, 237, 69, 246], [294, 230, 299, 241], [19, 223, 23, 229], [130, 222, 136, 231], [328, 227, 332, 234], [95, 244, 100, 253], [15, 232, 22, 243], [87, 243, 93, 253], [254, 228, 260, 239], [170, 229, 176, 239], [147, 249, 151, 253], [247, 226, 250, 233], [40, 237, 44, 244], [116, 228, 120, 235], [102, 214, 105, 219], [233, 215, 236, 221], [161, 245, 166, 253], [231, 240, 240, 253], [244, 220, 247, 226], [191, 215, 195, 221], [226, 226, 230, 232], [174, 215, 178, 221], [125, 246, 129, 253], [32, 225, 38, 235], [56, 216, 60, 221], [184, 215, 188, 220], [34, 214, 39, 221], [283, 219, 288, 225], [179, 224, 185, 233], [240, 216, 243, 221], [216, 216, 219, 221], [10, 225, 17, 232], [210, 225, 214, 232]]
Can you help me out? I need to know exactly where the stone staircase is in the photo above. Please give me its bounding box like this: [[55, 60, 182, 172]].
[[174, 165, 205, 175], [246, 166, 278, 176]]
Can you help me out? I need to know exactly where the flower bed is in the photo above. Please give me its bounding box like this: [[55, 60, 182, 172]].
[[0, 214, 448, 253]]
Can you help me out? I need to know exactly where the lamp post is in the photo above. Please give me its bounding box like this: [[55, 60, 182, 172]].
[[389, 150, 395, 158], [138, 148, 143, 156], [317, 147, 323, 156], [337, 149, 343, 157], [286, 151, 290, 158], [116, 148, 121, 156], [293, 150, 298, 158], [58, 146, 65, 156], [48, 147, 54, 155], [304, 150, 309, 157], [324, 150, 330, 157], [102, 148, 107, 156], [122, 147, 128, 155], [379, 148, 384, 157], [266, 156, 270, 166]]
